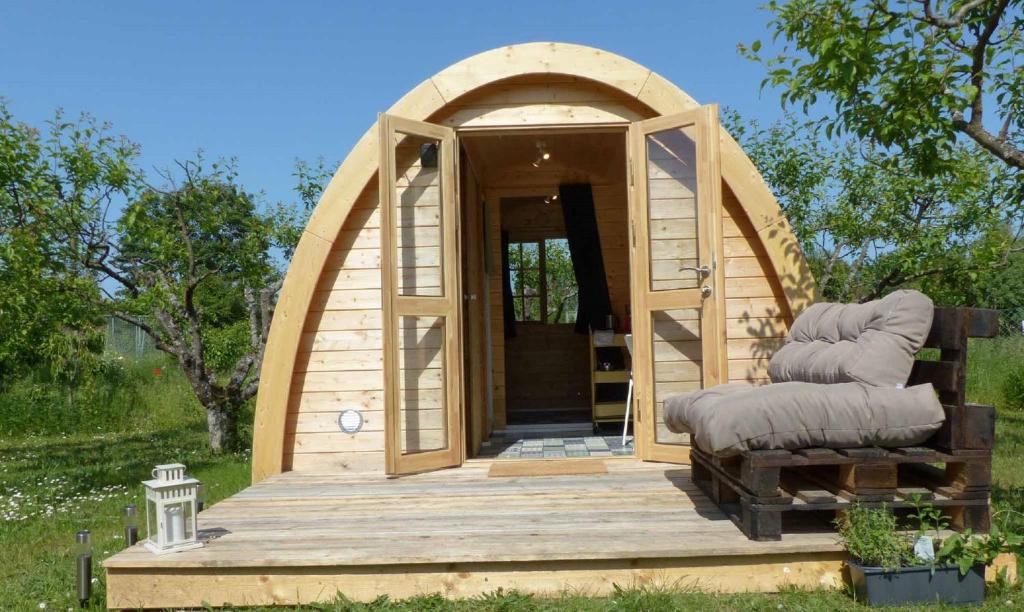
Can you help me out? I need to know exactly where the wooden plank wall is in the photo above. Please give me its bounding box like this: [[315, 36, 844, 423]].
[[282, 184, 791, 473], [279, 74, 794, 472], [287, 185, 387, 473], [486, 199, 506, 428], [721, 186, 790, 385], [596, 183, 631, 321], [461, 159, 489, 457]]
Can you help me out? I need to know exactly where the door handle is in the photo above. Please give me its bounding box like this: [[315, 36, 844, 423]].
[[679, 264, 711, 278]]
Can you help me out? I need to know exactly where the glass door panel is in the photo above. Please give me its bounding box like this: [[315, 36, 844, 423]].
[[646, 126, 700, 292], [629, 106, 724, 464], [391, 130, 444, 297], [398, 315, 447, 454], [380, 114, 462, 475]]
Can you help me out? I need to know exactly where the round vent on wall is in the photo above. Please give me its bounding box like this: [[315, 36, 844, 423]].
[[338, 409, 364, 434]]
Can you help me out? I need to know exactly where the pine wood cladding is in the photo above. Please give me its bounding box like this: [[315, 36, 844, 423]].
[[254, 43, 814, 482]]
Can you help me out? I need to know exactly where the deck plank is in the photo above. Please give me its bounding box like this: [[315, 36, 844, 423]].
[[106, 462, 841, 570], [105, 461, 851, 607]]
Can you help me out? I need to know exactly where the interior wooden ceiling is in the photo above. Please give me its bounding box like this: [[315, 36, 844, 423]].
[[461, 131, 627, 188]]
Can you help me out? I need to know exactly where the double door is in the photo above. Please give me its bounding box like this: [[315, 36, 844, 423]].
[[379, 106, 725, 474]]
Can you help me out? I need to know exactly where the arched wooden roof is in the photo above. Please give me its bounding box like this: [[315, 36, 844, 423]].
[[252, 42, 816, 482]]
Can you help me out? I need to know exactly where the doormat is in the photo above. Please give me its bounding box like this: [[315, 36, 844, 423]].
[[488, 459, 608, 477]]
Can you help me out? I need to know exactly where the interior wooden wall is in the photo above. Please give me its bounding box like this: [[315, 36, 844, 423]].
[[486, 199, 506, 428], [501, 197, 589, 414], [279, 75, 794, 472], [460, 155, 488, 456], [485, 180, 630, 428]]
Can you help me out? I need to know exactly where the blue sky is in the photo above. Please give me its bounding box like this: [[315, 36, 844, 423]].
[[1, 0, 789, 207]]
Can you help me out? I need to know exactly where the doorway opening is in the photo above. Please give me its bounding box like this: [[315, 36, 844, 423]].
[[458, 129, 635, 460]]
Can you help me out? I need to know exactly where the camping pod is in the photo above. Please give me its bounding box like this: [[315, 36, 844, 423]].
[[251, 42, 815, 481]]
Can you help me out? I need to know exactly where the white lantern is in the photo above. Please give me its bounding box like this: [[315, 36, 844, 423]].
[[143, 463, 203, 554]]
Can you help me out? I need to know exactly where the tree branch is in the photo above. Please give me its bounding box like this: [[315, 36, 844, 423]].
[[950, 0, 1024, 168], [110, 312, 181, 357], [920, 0, 991, 27], [954, 113, 1024, 168]]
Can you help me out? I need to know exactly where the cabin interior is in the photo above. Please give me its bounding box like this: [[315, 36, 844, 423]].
[[457, 128, 637, 459]]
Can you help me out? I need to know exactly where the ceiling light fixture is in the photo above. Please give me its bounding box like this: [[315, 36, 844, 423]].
[[532, 141, 550, 168]]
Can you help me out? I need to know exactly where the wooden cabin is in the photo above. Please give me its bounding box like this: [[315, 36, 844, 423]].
[[104, 43, 828, 608], [251, 42, 814, 479]]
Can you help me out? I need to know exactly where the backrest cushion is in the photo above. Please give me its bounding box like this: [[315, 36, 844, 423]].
[[768, 289, 934, 387]]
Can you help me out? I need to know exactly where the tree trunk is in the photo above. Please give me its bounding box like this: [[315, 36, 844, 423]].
[[206, 405, 237, 453]]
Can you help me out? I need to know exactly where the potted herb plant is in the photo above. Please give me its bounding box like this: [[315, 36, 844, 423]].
[[837, 500, 1019, 606]]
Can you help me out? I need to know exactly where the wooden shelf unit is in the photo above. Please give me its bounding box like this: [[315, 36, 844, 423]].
[[590, 332, 630, 430]]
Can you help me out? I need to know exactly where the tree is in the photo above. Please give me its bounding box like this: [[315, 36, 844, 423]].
[[1, 101, 332, 450], [743, 0, 1024, 173], [973, 241, 1024, 307], [726, 111, 1022, 303], [0, 102, 133, 382], [71, 157, 328, 451], [544, 239, 578, 324]]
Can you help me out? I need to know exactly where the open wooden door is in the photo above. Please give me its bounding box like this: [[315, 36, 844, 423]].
[[379, 114, 464, 475], [629, 105, 726, 464]]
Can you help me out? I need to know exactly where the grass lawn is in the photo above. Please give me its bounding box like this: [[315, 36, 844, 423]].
[[2, 339, 1023, 610]]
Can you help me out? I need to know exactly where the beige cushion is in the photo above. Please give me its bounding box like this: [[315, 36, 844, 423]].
[[663, 381, 944, 457], [768, 290, 934, 387]]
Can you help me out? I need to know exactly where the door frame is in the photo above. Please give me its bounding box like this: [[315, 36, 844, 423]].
[[627, 105, 727, 464], [415, 116, 726, 464], [380, 113, 465, 475], [457, 126, 631, 451]]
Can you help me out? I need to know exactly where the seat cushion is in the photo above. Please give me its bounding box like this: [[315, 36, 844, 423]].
[[768, 289, 934, 387], [663, 381, 944, 457]]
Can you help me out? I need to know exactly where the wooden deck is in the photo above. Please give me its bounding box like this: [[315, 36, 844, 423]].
[[105, 459, 850, 609]]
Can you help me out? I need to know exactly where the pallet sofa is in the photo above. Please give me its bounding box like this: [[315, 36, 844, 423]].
[[665, 291, 997, 541]]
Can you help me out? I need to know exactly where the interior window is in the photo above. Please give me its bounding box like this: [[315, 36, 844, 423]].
[[507, 239, 578, 324], [544, 239, 577, 324]]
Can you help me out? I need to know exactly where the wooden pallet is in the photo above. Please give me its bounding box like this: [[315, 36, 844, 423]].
[[691, 307, 999, 541], [691, 444, 992, 540]]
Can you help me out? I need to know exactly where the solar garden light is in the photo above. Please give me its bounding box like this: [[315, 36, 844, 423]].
[[75, 530, 92, 608], [143, 463, 203, 555], [122, 504, 139, 546], [196, 482, 206, 512]]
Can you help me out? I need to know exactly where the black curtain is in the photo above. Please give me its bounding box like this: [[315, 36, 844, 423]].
[[500, 229, 517, 338], [560, 183, 613, 334]]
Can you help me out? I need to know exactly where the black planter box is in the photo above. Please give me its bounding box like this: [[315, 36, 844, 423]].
[[848, 560, 986, 606]]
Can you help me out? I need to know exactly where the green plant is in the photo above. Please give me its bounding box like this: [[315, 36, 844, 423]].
[[1002, 366, 1024, 412], [834, 504, 911, 571], [937, 523, 1023, 576], [908, 493, 949, 541]]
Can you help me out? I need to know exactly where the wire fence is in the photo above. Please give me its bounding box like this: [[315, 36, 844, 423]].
[[103, 316, 158, 359], [998, 308, 1024, 337]]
